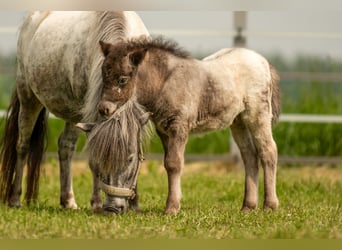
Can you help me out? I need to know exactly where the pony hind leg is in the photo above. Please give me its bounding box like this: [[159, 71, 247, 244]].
[[1, 90, 46, 207], [58, 122, 81, 209], [230, 116, 259, 211]]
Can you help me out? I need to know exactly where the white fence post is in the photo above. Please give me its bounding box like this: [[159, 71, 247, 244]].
[[230, 11, 248, 162]]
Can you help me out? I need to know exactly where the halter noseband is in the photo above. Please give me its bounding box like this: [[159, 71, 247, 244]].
[[99, 141, 145, 200]]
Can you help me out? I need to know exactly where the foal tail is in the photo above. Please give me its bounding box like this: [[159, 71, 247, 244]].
[[0, 90, 47, 205], [269, 64, 281, 125]]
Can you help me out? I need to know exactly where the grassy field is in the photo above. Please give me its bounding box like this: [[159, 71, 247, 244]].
[[0, 160, 341, 239]]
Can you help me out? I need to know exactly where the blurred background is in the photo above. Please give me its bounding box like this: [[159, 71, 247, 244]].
[[1, 11, 342, 164]]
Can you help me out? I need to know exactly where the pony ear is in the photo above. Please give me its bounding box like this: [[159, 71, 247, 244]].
[[75, 123, 96, 133], [139, 112, 152, 126], [129, 49, 147, 67], [99, 40, 112, 57]]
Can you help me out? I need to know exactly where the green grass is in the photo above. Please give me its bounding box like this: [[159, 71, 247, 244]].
[[0, 161, 341, 239]]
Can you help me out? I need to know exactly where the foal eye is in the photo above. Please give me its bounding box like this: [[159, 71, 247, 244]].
[[117, 76, 129, 87]]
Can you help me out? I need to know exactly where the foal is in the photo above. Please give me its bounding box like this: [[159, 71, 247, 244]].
[[97, 36, 280, 214]]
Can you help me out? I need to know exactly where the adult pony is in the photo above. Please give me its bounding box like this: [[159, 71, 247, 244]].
[[97, 36, 281, 215], [0, 11, 149, 212]]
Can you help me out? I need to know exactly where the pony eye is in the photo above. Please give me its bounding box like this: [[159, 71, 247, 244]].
[[127, 155, 134, 163], [117, 76, 129, 87]]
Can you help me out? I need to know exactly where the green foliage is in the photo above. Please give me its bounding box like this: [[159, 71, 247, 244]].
[[0, 75, 15, 109], [0, 164, 341, 238]]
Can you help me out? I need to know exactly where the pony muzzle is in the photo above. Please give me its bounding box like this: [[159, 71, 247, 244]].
[[100, 181, 135, 214]]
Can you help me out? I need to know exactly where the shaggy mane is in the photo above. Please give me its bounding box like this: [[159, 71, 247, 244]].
[[85, 100, 151, 175]]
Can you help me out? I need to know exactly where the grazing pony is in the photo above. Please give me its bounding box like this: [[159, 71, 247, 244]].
[[96, 36, 281, 214], [0, 11, 149, 212]]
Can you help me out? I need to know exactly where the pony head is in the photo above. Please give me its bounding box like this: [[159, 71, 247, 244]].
[[77, 100, 150, 214]]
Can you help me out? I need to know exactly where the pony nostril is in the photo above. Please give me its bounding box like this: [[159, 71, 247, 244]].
[[103, 205, 125, 214]]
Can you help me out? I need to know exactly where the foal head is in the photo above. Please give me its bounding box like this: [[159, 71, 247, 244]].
[[77, 100, 150, 214], [98, 39, 147, 118], [97, 36, 190, 118]]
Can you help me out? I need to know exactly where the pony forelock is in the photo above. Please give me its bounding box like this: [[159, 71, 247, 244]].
[[85, 100, 151, 175]]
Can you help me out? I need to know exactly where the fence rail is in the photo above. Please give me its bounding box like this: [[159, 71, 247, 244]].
[[1, 110, 342, 165]]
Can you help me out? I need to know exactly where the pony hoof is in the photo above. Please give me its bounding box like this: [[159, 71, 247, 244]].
[[9, 200, 21, 208], [61, 201, 78, 210], [92, 205, 103, 213], [67, 204, 79, 210]]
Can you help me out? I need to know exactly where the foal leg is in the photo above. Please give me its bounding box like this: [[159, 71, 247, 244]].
[[157, 129, 187, 215], [230, 117, 259, 211], [249, 122, 279, 210], [58, 122, 81, 209]]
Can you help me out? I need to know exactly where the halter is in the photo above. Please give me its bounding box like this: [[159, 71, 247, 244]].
[[99, 139, 145, 200]]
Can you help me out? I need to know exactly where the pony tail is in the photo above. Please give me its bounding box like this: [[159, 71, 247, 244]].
[[25, 107, 47, 204], [0, 90, 20, 204], [269, 64, 281, 125]]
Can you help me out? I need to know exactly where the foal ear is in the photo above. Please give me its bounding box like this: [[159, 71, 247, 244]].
[[75, 123, 96, 133], [129, 48, 147, 67], [99, 40, 112, 57]]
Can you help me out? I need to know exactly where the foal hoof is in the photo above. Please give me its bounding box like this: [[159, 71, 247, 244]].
[[240, 206, 256, 212], [164, 207, 180, 215], [264, 201, 279, 211], [241, 201, 257, 212]]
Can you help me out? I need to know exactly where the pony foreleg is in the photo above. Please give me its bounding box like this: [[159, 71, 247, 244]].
[[58, 122, 80, 209], [90, 166, 103, 213]]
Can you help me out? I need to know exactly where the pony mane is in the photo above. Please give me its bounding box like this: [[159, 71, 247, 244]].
[[82, 11, 127, 122], [125, 35, 191, 59], [85, 100, 151, 175]]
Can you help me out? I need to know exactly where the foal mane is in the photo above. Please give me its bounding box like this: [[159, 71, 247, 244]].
[[86, 100, 151, 175], [125, 35, 191, 59]]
